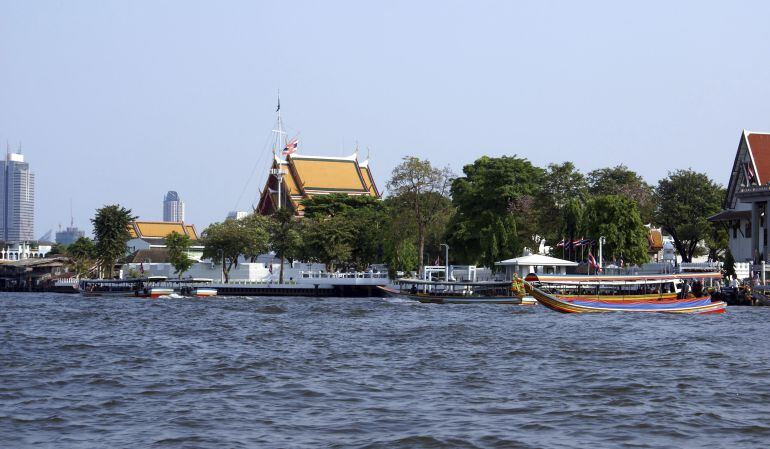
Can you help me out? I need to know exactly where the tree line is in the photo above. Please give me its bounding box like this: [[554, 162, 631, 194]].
[[60, 155, 727, 281]]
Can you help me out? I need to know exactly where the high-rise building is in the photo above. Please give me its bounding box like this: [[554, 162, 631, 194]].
[[0, 152, 35, 243], [55, 226, 85, 246], [227, 211, 248, 220], [163, 191, 185, 222]]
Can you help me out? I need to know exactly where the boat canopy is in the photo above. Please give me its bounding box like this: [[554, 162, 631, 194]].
[[525, 272, 721, 284], [395, 278, 513, 287]]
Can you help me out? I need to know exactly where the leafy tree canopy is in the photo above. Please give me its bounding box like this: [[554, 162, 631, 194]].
[[166, 231, 194, 278], [387, 157, 454, 270], [91, 205, 136, 278], [447, 155, 543, 267], [202, 215, 269, 282], [583, 195, 649, 265], [655, 169, 724, 263], [588, 165, 655, 223]]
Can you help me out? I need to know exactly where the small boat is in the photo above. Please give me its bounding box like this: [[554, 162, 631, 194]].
[[168, 279, 218, 298], [525, 282, 726, 314], [379, 279, 527, 304]]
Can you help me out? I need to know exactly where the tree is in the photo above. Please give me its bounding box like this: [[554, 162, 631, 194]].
[[588, 165, 655, 223], [387, 157, 454, 271], [268, 208, 303, 283], [91, 205, 136, 278], [446, 155, 543, 267], [202, 216, 269, 282], [66, 236, 96, 278], [655, 170, 724, 263], [540, 162, 589, 247], [583, 195, 649, 265], [723, 248, 736, 279], [300, 214, 355, 271], [166, 231, 194, 278]]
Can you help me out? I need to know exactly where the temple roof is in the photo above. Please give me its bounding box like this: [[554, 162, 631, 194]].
[[258, 152, 380, 216], [725, 130, 770, 209], [128, 221, 199, 240]]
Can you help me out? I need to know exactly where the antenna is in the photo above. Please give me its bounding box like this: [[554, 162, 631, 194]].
[[70, 198, 74, 228], [17, 141, 22, 154], [366, 147, 371, 161]]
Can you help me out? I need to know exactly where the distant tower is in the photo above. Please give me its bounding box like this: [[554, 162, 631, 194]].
[[0, 149, 35, 242], [163, 191, 185, 222]]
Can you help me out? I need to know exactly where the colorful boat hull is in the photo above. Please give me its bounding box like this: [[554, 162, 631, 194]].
[[527, 285, 726, 314]]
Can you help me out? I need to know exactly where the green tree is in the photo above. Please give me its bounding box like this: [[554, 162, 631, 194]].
[[91, 205, 136, 278], [583, 195, 649, 265], [202, 217, 269, 282], [723, 248, 736, 279], [387, 157, 454, 271], [655, 170, 724, 263], [66, 236, 96, 278], [541, 162, 588, 250], [166, 231, 194, 278], [268, 208, 303, 283], [588, 165, 655, 223], [300, 214, 355, 271], [447, 155, 543, 267]]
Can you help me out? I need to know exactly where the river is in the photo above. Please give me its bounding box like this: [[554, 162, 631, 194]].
[[1, 293, 769, 448]]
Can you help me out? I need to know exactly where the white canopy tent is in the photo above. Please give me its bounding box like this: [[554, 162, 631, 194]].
[[495, 254, 578, 279]]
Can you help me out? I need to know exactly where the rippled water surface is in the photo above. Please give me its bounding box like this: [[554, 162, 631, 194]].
[[2, 293, 770, 448]]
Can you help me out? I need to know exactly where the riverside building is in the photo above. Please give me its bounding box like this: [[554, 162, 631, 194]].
[[709, 130, 770, 276], [0, 152, 35, 243], [163, 191, 185, 222]]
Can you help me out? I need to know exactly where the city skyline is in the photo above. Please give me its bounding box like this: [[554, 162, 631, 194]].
[[2, 1, 770, 236]]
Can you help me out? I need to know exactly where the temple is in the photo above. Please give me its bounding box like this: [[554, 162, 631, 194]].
[[256, 153, 380, 216], [126, 220, 204, 261], [709, 130, 770, 267]]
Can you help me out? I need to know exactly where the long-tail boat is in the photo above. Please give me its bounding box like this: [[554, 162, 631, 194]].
[[378, 279, 531, 304], [524, 281, 726, 314], [524, 272, 722, 302]]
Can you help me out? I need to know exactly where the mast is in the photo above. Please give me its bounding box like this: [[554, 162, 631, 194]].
[[270, 91, 287, 210]]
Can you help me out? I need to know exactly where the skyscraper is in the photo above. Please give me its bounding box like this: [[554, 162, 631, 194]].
[[0, 152, 35, 243], [163, 191, 185, 222]]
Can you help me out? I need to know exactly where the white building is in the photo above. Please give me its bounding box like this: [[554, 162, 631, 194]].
[[709, 130, 770, 267], [227, 210, 248, 220], [0, 152, 35, 242], [163, 191, 185, 222]]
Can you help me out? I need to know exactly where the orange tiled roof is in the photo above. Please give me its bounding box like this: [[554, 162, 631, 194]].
[[747, 132, 770, 184], [129, 221, 198, 240]]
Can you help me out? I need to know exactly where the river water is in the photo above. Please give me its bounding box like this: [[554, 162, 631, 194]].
[[1, 293, 769, 448]]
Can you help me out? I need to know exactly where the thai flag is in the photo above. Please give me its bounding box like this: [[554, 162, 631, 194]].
[[572, 237, 584, 247], [588, 251, 600, 271], [556, 238, 566, 248], [282, 138, 298, 156]]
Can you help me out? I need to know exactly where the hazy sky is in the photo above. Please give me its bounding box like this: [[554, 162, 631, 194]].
[[2, 1, 770, 238]]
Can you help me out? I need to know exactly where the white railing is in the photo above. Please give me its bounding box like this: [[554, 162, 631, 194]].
[[300, 271, 389, 279], [679, 262, 720, 272]]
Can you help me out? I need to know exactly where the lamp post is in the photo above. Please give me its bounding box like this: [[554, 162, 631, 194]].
[[440, 243, 450, 281], [599, 236, 606, 272], [217, 249, 224, 283]]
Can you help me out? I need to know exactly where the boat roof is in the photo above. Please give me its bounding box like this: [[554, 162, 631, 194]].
[[525, 273, 722, 284], [495, 254, 578, 267], [396, 278, 512, 286]]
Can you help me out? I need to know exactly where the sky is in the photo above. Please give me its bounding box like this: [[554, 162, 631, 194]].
[[1, 0, 770, 238]]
